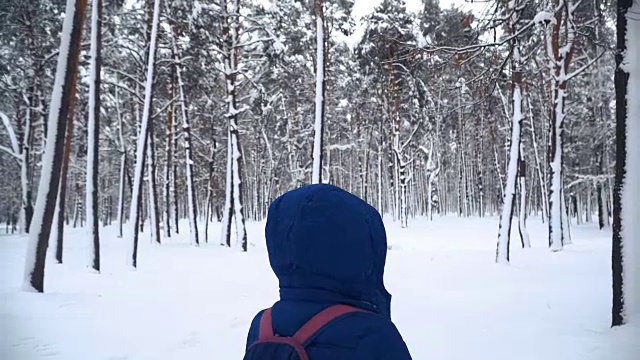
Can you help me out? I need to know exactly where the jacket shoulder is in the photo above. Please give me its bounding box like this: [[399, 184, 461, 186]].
[[245, 309, 266, 350], [353, 315, 412, 360]]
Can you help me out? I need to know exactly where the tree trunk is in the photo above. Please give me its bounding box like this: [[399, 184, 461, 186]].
[[173, 127, 180, 234], [23, 0, 87, 292], [528, 96, 549, 222], [127, 0, 161, 268], [86, 0, 102, 271], [115, 73, 127, 238], [496, 73, 523, 263], [164, 63, 175, 239], [19, 101, 34, 234], [220, 0, 247, 250], [52, 100, 76, 265], [612, 0, 639, 327], [518, 149, 530, 248], [221, 128, 233, 247], [172, 32, 199, 246], [311, 0, 325, 185], [146, 123, 161, 245]]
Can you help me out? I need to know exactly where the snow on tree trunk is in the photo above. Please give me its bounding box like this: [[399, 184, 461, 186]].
[[172, 36, 199, 246], [127, 0, 161, 268], [172, 118, 180, 235], [204, 148, 215, 243], [221, 128, 233, 247], [545, 0, 577, 252], [311, 0, 325, 185], [86, 0, 102, 271], [561, 187, 572, 245], [518, 144, 531, 248], [585, 189, 593, 223], [496, 76, 523, 264], [231, 130, 247, 251], [164, 65, 175, 239], [548, 83, 565, 251], [613, 0, 639, 327], [23, 0, 87, 292], [398, 160, 408, 228], [219, 0, 247, 250], [20, 140, 33, 234], [116, 74, 126, 239], [5, 105, 34, 234]]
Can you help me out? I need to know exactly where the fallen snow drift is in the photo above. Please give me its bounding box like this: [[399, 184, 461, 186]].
[[1, 217, 638, 359]]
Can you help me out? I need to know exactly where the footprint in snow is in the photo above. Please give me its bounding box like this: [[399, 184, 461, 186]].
[[32, 342, 59, 357]]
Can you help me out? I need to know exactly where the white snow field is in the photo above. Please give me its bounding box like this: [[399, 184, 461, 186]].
[[1, 217, 638, 359]]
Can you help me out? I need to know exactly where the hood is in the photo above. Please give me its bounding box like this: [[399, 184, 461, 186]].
[[265, 184, 392, 318]]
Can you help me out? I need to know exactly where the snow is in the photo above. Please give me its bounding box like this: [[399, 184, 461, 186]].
[[533, 11, 555, 25], [622, 2, 640, 324], [23, 0, 78, 292], [312, 15, 325, 185], [2, 217, 639, 359]]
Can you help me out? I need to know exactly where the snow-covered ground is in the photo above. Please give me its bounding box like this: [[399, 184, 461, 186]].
[[1, 217, 638, 359]]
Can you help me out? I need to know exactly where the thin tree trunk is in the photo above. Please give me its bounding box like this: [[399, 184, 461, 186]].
[[221, 128, 233, 247], [496, 26, 524, 264], [518, 144, 530, 248], [146, 124, 161, 245], [19, 102, 33, 234], [528, 96, 548, 222], [52, 99, 76, 265], [116, 73, 126, 238], [171, 31, 199, 246], [311, 0, 325, 185], [127, 0, 161, 268], [86, 0, 102, 271], [496, 76, 523, 263], [164, 62, 175, 239]]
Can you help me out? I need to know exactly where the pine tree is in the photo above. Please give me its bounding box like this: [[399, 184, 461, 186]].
[[23, 0, 88, 292]]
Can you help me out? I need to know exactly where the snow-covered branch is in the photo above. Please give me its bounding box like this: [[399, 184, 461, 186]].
[[565, 51, 606, 82], [0, 144, 20, 160], [0, 110, 19, 154]]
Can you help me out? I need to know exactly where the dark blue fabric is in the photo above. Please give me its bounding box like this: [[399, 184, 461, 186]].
[[244, 340, 304, 360], [245, 184, 412, 360]]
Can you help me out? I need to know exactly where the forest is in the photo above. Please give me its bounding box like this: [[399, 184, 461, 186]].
[[0, 0, 639, 355]]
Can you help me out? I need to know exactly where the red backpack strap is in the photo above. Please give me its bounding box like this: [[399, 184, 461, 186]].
[[258, 308, 274, 340], [292, 304, 366, 345]]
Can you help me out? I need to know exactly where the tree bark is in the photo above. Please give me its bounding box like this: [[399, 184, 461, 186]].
[[171, 31, 199, 246], [311, 0, 325, 185], [220, 0, 247, 250], [146, 123, 161, 245], [612, 0, 638, 327], [23, 0, 87, 292], [127, 0, 161, 268], [86, 0, 102, 271]]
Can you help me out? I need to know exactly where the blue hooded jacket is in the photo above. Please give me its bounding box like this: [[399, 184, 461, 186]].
[[245, 184, 412, 360]]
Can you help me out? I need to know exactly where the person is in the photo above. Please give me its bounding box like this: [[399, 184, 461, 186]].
[[244, 184, 412, 360]]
